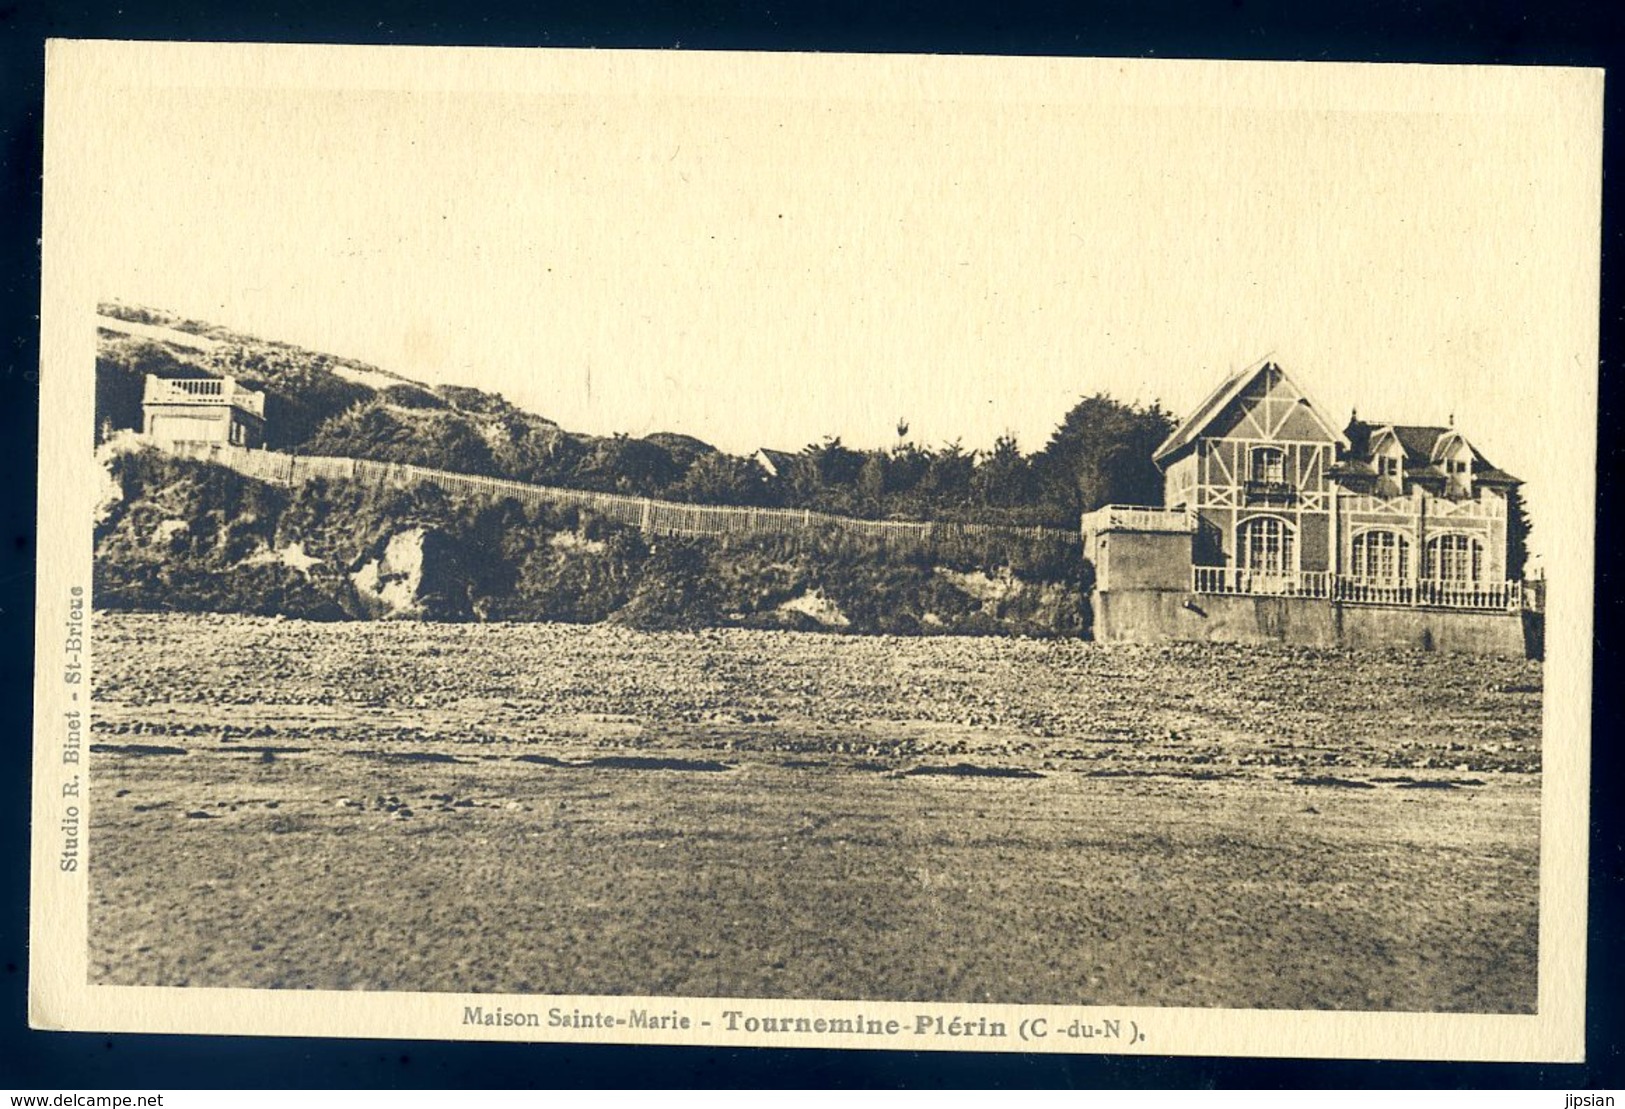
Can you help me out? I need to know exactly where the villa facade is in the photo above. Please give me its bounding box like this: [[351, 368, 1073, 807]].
[[1082, 361, 1531, 654]]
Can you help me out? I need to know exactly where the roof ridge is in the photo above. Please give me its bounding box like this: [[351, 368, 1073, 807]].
[[1154, 359, 1349, 464]]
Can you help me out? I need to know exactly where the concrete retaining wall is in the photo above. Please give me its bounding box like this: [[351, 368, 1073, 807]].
[[1088, 529, 1192, 592], [1094, 590, 1339, 647], [1339, 602, 1528, 657], [1094, 588, 1528, 657]]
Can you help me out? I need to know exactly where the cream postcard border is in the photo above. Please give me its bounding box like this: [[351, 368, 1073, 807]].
[[30, 41, 1602, 1061]]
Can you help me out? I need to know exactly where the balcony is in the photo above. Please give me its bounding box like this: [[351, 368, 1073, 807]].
[[1244, 479, 1297, 505], [1192, 567, 1524, 612]]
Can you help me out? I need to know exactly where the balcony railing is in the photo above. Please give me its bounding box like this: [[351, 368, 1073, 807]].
[[142, 375, 266, 418], [1192, 568, 1523, 612], [1079, 505, 1195, 534], [1392, 579, 1524, 612], [1244, 479, 1296, 505], [1193, 566, 1333, 598]]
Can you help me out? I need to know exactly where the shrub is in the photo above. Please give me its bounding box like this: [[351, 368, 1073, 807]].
[[95, 452, 1089, 637]]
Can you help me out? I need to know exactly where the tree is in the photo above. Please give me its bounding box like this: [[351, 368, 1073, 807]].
[[303, 400, 498, 476], [972, 433, 1032, 509], [788, 437, 867, 510], [574, 433, 681, 495], [884, 443, 933, 498], [922, 440, 975, 506], [1031, 394, 1174, 522], [676, 451, 779, 506], [1506, 485, 1533, 580], [856, 453, 888, 508]]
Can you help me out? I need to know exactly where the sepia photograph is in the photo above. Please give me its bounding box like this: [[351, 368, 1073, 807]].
[[31, 42, 1600, 1059]]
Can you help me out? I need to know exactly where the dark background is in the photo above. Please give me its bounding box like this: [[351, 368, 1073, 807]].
[[1, 0, 1621, 1089]]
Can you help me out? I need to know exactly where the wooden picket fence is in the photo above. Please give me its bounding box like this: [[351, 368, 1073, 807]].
[[162, 441, 1079, 563]]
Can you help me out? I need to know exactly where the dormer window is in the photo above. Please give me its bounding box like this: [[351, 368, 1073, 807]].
[[1374, 446, 1404, 495], [1441, 441, 1473, 496]]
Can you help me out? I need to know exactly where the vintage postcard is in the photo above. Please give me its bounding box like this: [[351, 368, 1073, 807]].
[[31, 41, 1601, 1060]]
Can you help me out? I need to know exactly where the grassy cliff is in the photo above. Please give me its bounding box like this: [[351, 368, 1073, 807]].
[[97, 303, 1175, 525], [95, 448, 1090, 636], [96, 304, 721, 499]]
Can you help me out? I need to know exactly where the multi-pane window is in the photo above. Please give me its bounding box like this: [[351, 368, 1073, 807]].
[[1239, 516, 1294, 574], [1424, 534, 1483, 583], [1352, 530, 1409, 581], [1251, 446, 1286, 484], [1378, 455, 1401, 477]]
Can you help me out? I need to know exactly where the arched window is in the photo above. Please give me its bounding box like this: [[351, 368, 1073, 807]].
[[1351, 530, 1410, 582], [1250, 446, 1285, 484], [1239, 516, 1295, 575], [1424, 534, 1483, 583]]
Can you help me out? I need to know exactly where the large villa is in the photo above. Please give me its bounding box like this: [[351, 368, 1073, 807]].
[[1083, 361, 1532, 654]]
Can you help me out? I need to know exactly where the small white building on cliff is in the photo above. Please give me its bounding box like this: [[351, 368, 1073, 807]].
[[142, 374, 266, 448]]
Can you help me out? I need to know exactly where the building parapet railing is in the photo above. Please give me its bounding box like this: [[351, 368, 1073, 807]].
[[1079, 505, 1195, 534], [1387, 578, 1523, 612], [1338, 492, 1505, 519], [1192, 566, 1333, 599], [1191, 567, 1524, 612], [142, 375, 266, 418]]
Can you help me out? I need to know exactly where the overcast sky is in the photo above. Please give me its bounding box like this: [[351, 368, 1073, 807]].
[[64, 46, 1601, 562]]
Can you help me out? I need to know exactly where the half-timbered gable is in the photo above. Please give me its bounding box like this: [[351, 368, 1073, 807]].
[[1153, 361, 1348, 576]]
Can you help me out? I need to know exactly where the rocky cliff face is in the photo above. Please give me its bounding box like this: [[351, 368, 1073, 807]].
[[95, 448, 1090, 635], [351, 528, 470, 620]]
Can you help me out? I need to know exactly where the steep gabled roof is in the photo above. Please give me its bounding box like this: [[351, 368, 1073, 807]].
[[753, 447, 798, 478], [1153, 360, 1349, 466], [1393, 424, 1454, 466], [1344, 419, 1520, 486], [1327, 458, 1378, 479], [1467, 442, 1521, 486]]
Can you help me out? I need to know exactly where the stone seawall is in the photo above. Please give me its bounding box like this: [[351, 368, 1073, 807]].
[[1093, 588, 1529, 657], [1338, 603, 1531, 656]]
